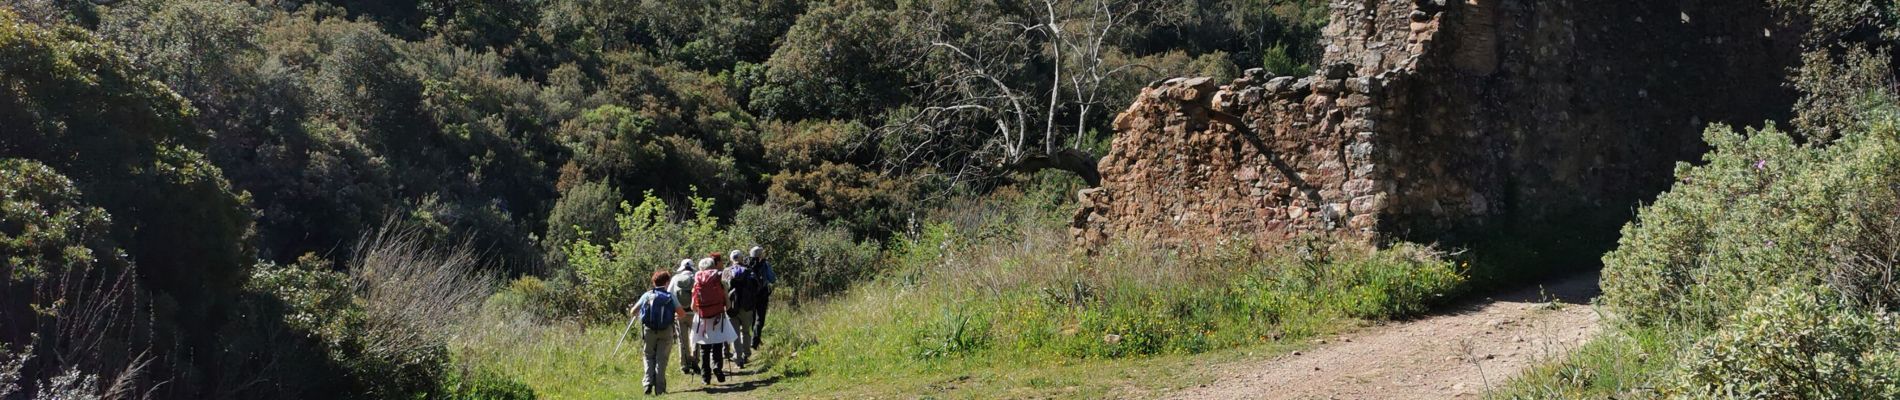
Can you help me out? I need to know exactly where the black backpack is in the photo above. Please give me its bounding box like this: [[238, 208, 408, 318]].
[[729, 266, 766, 311]]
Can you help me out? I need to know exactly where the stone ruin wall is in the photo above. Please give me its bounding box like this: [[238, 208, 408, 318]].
[[1074, 0, 1801, 250]]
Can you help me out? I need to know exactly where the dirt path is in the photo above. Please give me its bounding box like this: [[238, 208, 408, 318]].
[[1165, 272, 1603, 400]]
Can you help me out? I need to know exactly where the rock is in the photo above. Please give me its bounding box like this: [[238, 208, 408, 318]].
[[1346, 77, 1377, 94], [1265, 76, 1295, 93], [1324, 63, 1356, 79], [1410, 10, 1432, 22], [1313, 79, 1343, 94], [1077, 188, 1105, 208]]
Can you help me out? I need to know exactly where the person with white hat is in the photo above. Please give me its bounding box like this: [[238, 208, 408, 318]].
[[668, 258, 698, 375]]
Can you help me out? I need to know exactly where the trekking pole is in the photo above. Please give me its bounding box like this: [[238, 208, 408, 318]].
[[612, 311, 638, 356]]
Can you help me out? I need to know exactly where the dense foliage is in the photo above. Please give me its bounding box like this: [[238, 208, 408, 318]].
[[4, 1, 1331, 396], [1509, 1, 1900, 397]]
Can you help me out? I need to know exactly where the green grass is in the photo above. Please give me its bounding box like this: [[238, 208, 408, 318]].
[[454, 228, 1462, 398], [451, 305, 1315, 399], [1490, 324, 1699, 399], [454, 174, 1467, 398], [753, 221, 1462, 396]]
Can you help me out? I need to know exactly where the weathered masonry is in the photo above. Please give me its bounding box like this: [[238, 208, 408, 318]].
[[1074, 0, 1800, 253]]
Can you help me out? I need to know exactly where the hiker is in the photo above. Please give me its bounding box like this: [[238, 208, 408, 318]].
[[725, 249, 760, 367], [629, 269, 682, 395], [746, 246, 776, 349], [668, 258, 698, 375], [692, 254, 739, 384]]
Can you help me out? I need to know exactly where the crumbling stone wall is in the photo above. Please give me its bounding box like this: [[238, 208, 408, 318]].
[[1075, 0, 1801, 253]]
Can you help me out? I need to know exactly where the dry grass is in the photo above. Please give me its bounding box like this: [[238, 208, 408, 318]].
[[351, 223, 496, 363]]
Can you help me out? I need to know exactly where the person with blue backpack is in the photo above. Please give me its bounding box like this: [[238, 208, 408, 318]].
[[630, 269, 682, 395]]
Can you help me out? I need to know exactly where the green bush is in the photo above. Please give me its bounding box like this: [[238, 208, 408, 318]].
[[439, 367, 536, 400], [1601, 115, 1900, 327], [249, 255, 449, 398], [543, 180, 622, 261], [1669, 286, 1900, 399], [0, 158, 144, 395], [564, 190, 732, 320], [731, 203, 882, 299]]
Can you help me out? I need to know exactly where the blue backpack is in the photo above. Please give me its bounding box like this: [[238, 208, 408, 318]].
[[640, 290, 676, 330]]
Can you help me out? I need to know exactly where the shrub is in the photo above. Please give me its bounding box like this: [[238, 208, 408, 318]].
[[439, 367, 536, 400], [1669, 286, 1900, 399], [733, 202, 883, 299], [565, 190, 734, 320], [0, 158, 148, 396], [248, 222, 495, 399], [544, 180, 622, 259], [1601, 115, 1900, 327]]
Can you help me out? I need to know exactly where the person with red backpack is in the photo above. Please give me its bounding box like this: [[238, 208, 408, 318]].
[[629, 269, 682, 395], [691, 254, 738, 384]]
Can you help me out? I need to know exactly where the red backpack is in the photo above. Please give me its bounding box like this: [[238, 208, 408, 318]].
[[692, 269, 728, 318]]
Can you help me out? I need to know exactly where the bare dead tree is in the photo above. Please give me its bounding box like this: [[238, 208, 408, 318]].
[[890, 0, 1143, 186]]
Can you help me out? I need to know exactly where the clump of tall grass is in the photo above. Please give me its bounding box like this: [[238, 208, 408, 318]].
[[248, 221, 508, 398], [350, 223, 497, 364]]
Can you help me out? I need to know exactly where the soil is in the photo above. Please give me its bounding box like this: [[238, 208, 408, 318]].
[[1163, 272, 1603, 400]]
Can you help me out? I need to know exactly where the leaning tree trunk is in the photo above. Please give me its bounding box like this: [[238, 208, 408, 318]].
[[1001, 148, 1101, 186]]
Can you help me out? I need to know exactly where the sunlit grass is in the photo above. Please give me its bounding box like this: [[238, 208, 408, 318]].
[[1489, 324, 1697, 399]]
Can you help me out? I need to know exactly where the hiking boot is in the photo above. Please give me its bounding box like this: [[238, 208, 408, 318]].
[[643, 386, 653, 395], [715, 369, 727, 383]]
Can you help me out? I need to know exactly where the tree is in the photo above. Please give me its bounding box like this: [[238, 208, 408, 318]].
[[0, 10, 257, 395], [0, 159, 148, 398], [894, 0, 1148, 186]]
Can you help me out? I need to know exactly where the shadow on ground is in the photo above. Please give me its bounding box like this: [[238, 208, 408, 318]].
[[691, 376, 781, 394]]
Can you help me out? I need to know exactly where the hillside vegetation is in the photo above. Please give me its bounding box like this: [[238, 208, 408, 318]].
[[1500, 1, 1900, 398], [0, 0, 1340, 398], [7, 0, 1900, 398]]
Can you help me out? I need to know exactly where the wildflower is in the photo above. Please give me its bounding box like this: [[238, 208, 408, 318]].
[[1754, 159, 1767, 170]]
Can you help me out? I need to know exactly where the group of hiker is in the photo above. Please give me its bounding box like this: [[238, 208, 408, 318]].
[[627, 246, 777, 395]]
